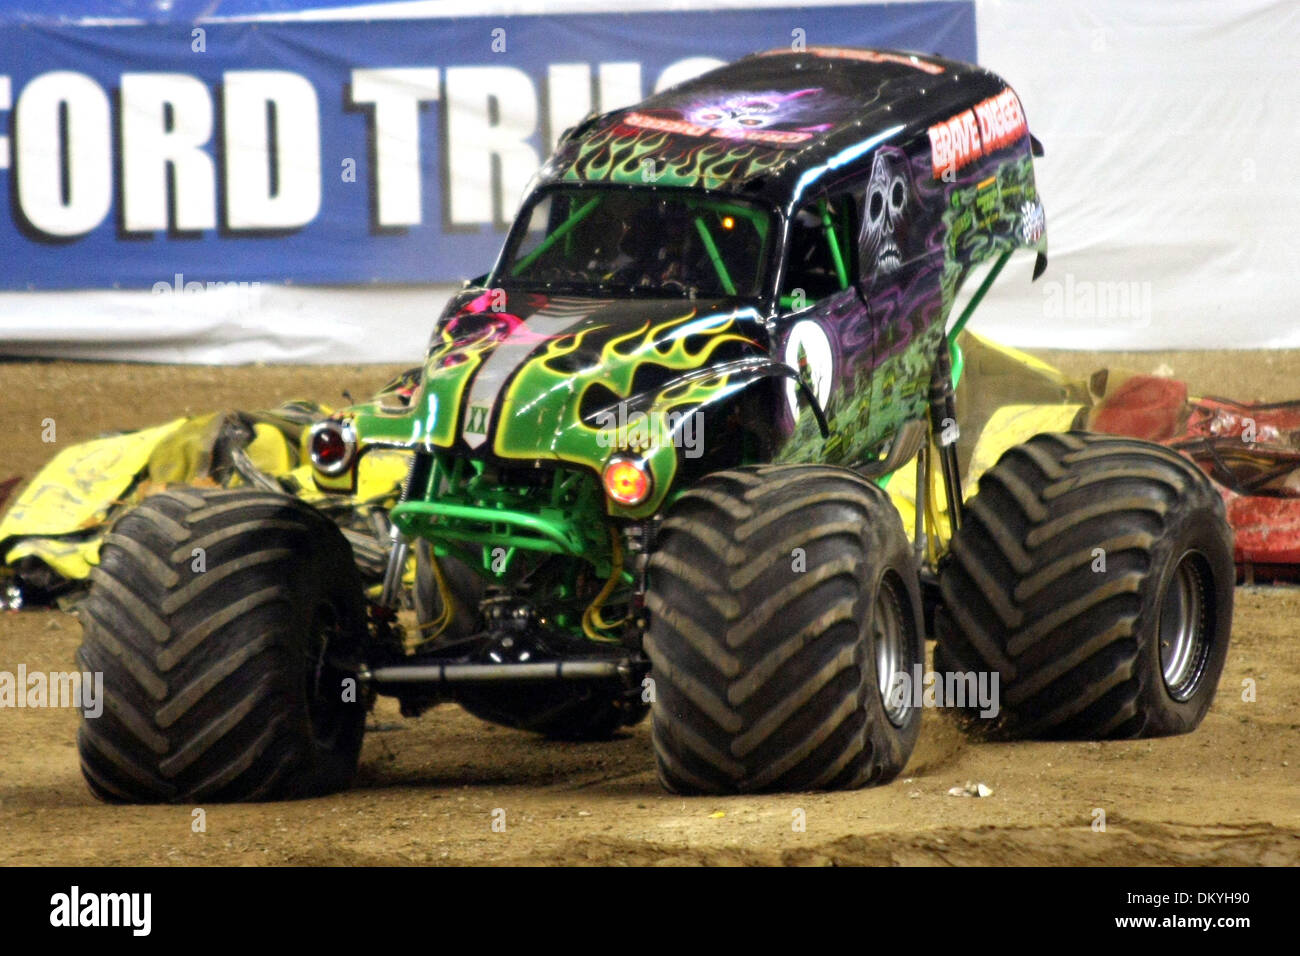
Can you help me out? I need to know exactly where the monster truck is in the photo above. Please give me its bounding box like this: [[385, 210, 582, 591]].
[[76, 47, 1233, 801]]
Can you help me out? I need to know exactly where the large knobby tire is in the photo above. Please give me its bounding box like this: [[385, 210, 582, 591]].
[[77, 487, 368, 803], [935, 432, 1233, 739], [645, 465, 924, 794], [413, 543, 647, 740]]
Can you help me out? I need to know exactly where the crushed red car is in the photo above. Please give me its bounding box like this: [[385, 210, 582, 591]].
[[1087, 374, 1300, 581]]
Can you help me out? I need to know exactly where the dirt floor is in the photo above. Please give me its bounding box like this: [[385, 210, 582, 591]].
[[1, 352, 1298, 866]]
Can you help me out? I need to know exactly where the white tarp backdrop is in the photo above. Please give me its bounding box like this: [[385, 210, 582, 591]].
[[0, 0, 1296, 363]]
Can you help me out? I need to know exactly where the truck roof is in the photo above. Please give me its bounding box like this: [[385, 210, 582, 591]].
[[543, 47, 1014, 207]]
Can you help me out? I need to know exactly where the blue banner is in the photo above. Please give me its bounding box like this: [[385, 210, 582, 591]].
[[0, 5, 975, 290]]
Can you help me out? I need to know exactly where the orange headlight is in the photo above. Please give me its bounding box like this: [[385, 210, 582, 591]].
[[602, 456, 652, 506]]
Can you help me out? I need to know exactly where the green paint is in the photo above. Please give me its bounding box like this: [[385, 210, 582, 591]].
[[562, 123, 784, 190], [491, 308, 761, 517]]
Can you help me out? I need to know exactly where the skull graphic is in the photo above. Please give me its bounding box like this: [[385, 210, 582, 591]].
[[689, 96, 779, 132], [861, 147, 912, 279], [685, 89, 823, 135]]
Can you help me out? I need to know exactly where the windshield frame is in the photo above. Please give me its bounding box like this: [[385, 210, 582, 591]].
[[487, 182, 784, 309]]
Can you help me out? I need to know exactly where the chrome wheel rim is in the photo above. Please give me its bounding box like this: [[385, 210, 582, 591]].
[[1159, 552, 1210, 702], [874, 578, 910, 726]]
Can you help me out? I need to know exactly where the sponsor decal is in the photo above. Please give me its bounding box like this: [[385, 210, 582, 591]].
[[927, 87, 1027, 179], [1020, 199, 1046, 243]]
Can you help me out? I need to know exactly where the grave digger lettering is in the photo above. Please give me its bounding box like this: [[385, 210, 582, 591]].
[[927, 87, 1027, 179]]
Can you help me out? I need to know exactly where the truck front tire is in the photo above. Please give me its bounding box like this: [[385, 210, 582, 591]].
[[645, 465, 923, 793], [77, 487, 368, 802]]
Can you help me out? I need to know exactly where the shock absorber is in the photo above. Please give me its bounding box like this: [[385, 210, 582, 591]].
[[929, 339, 963, 533], [621, 518, 658, 648], [379, 451, 432, 609]]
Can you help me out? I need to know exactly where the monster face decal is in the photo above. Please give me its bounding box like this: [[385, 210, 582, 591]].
[[685, 89, 830, 139], [861, 147, 912, 279], [608, 86, 855, 156], [558, 80, 864, 187]]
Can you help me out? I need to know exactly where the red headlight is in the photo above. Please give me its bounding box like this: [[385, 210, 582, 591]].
[[602, 456, 651, 506], [309, 420, 357, 476]]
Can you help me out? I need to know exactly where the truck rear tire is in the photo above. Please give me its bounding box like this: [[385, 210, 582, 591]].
[[645, 465, 923, 794], [77, 487, 368, 802], [935, 432, 1233, 739]]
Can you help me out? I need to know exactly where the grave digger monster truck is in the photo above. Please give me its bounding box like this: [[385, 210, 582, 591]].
[[76, 48, 1234, 801]]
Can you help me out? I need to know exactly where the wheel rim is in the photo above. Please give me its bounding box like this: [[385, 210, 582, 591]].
[[874, 576, 910, 727], [305, 602, 348, 747], [1158, 552, 1211, 702]]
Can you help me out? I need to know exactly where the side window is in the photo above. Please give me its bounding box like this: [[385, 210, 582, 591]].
[[779, 192, 859, 311]]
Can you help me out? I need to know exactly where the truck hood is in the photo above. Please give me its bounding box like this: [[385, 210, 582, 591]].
[[409, 288, 769, 470]]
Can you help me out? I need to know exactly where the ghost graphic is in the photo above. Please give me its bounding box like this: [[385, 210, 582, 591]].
[[861, 148, 912, 279]]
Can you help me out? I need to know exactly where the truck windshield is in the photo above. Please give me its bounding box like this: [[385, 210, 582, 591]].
[[497, 187, 773, 300]]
